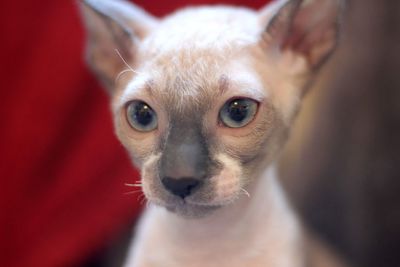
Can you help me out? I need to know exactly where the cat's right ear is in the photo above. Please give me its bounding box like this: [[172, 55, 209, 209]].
[[259, 0, 343, 72], [78, 0, 158, 92]]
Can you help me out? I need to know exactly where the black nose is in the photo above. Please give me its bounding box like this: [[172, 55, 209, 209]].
[[161, 177, 201, 198]]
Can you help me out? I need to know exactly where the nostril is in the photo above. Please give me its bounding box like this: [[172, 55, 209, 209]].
[[161, 177, 201, 199]]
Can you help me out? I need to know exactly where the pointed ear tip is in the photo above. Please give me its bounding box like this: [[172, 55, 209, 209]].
[[77, 0, 108, 18], [77, 0, 90, 16], [79, 0, 104, 9], [77, 0, 91, 10], [78, 0, 90, 5]]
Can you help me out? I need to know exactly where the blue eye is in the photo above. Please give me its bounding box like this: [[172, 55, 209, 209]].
[[126, 101, 158, 132], [219, 98, 258, 128]]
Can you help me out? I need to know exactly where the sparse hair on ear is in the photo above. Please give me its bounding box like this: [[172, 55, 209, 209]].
[[78, 0, 158, 92], [261, 0, 344, 70]]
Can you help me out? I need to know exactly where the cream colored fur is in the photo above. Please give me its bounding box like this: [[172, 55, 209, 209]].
[[124, 167, 304, 267], [79, 0, 346, 266]]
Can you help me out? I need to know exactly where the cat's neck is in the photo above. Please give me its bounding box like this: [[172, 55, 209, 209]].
[[166, 166, 298, 241], [127, 165, 305, 267]]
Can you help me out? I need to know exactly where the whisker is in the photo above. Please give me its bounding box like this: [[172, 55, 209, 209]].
[[114, 48, 143, 83], [114, 49, 141, 74], [240, 188, 251, 198], [125, 182, 143, 187], [145, 200, 152, 209], [137, 193, 145, 201], [116, 69, 134, 82], [139, 194, 148, 205]]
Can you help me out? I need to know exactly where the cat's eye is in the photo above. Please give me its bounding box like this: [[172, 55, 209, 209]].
[[219, 98, 258, 128], [126, 101, 158, 132]]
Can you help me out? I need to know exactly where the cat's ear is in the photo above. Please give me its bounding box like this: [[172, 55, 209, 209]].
[[78, 0, 158, 92], [260, 0, 343, 71]]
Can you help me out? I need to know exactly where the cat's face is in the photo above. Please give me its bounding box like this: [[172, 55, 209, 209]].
[[80, 0, 342, 217], [113, 47, 293, 217]]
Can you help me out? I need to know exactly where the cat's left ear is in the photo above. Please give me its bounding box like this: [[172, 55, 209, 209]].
[[260, 0, 344, 71], [78, 0, 159, 92]]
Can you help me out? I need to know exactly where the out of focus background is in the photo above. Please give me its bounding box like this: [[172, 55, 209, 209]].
[[0, 1, 398, 267]]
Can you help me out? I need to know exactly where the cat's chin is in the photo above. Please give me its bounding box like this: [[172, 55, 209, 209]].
[[162, 201, 221, 219]]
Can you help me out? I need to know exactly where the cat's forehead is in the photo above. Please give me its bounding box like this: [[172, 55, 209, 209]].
[[118, 6, 267, 111], [139, 6, 262, 56]]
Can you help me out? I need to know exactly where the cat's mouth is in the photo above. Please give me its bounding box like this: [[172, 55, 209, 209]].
[[145, 187, 243, 218], [163, 200, 221, 218], [141, 153, 244, 217]]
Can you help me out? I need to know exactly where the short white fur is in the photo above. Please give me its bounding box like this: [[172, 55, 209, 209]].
[[79, 0, 346, 266]]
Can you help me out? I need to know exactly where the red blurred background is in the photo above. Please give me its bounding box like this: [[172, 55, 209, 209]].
[[0, 1, 270, 267]]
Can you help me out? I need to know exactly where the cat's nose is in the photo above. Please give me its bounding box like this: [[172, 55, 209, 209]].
[[161, 176, 202, 199]]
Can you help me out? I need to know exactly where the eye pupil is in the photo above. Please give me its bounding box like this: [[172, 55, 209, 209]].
[[135, 103, 153, 126], [219, 98, 258, 128], [228, 101, 249, 122]]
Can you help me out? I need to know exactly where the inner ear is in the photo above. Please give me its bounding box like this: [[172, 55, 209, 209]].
[[261, 0, 343, 70], [79, 0, 158, 92], [87, 5, 134, 59]]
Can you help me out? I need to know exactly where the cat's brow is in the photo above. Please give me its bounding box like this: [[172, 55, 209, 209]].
[[145, 79, 155, 96], [218, 75, 229, 96], [121, 76, 153, 102]]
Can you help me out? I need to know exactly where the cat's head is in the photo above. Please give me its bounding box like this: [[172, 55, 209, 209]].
[[79, 0, 342, 217]]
